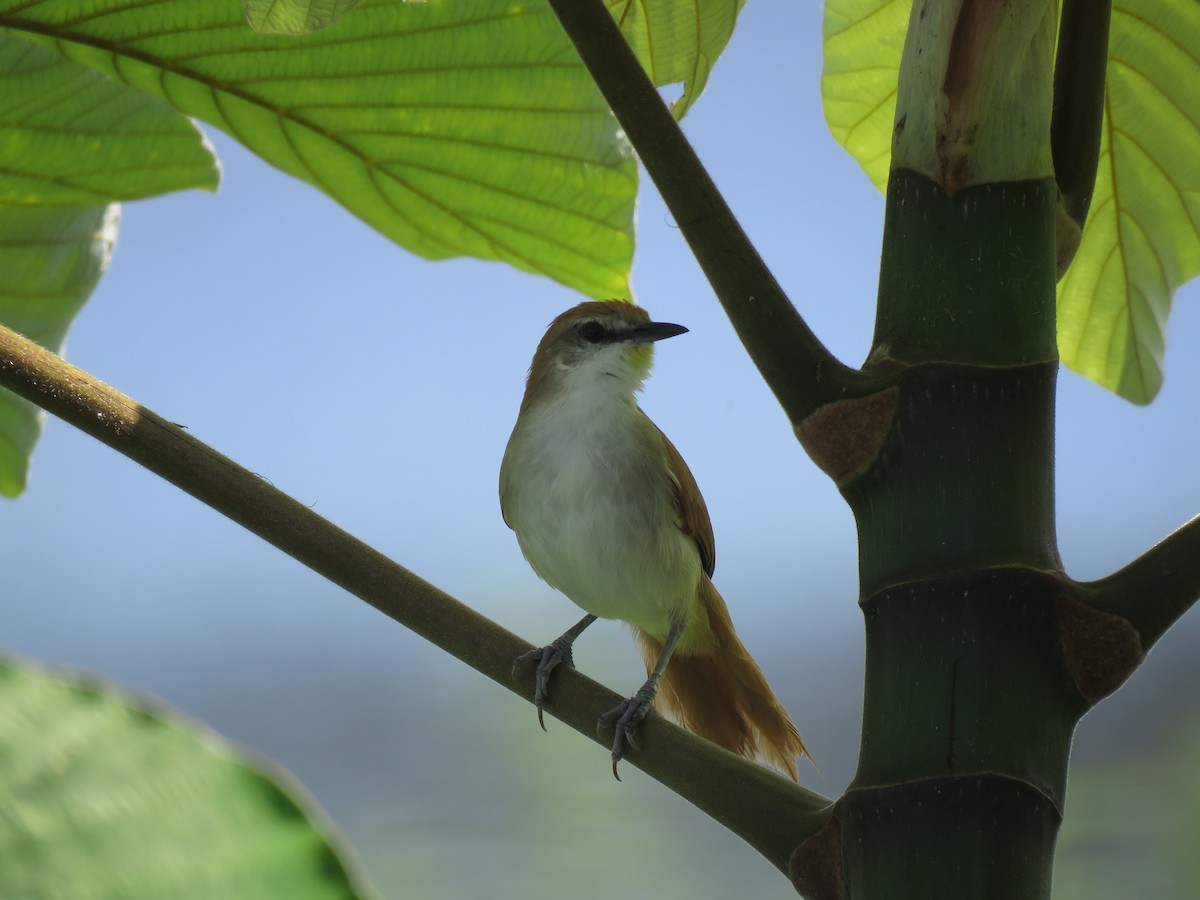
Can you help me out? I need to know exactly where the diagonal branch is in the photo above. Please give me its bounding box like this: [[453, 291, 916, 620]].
[[1078, 513, 1200, 650], [0, 322, 832, 873], [546, 0, 875, 422]]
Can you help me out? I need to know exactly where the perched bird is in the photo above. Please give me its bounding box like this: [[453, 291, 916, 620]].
[[500, 300, 808, 779]]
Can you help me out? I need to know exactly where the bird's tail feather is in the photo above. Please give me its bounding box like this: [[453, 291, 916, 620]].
[[633, 578, 809, 780]]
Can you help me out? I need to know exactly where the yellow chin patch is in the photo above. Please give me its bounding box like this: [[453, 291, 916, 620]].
[[627, 343, 654, 374]]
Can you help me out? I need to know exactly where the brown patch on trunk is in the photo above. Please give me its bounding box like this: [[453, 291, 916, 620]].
[[790, 810, 845, 900], [1057, 593, 1143, 704], [940, 0, 1012, 193], [795, 387, 899, 486]]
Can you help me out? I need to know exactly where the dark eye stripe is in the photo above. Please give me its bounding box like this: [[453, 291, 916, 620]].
[[580, 320, 606, 343]]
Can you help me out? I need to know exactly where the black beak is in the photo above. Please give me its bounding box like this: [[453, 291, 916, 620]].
[[629, 321, 688, 344]]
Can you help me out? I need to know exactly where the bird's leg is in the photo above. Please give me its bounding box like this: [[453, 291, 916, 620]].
[[598, 620, 684, 780], [512, 614, 598, 730]]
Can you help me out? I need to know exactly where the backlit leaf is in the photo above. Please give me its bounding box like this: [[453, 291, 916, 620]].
[[611, 0, 745, 120], [243, 0, 364, 35], [0, 0, 637, 299], [821, 0, 1200, 402], [1056, 1, 1200, 403], [0, 31, 218, 497]]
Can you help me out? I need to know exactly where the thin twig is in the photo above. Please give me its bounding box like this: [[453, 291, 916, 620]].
[[0, 322, 831, 872], [546, 0, 872, 421]]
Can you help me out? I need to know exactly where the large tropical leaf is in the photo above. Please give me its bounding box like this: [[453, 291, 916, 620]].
[[1056, 2, 1200, 403], [0, 0, 638, 300], [243, 0, 364, 35], [0, 0, 749, 495], [610, 0, 746, 120], [0, 657, 375, 899], [820, 0, 1200, 403], [0, 205, 118, 498], [240, 0, 742, 120], [0, 34, 219, 205], [0, 33, 218, 497], [821, 0, 907, 192]]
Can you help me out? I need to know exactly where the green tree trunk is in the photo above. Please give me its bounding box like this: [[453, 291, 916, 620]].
[[789, 1, 1139, 894], [795, 172, 1072, 898]]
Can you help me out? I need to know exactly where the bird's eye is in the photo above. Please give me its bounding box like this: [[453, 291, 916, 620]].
[[580, 321, 605, 343]]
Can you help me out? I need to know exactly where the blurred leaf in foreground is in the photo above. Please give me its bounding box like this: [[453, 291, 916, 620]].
[[0, 657, 377, 900]]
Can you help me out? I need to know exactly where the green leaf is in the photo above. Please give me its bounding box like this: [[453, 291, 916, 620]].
[[0, 0, 637, 299], [821, 0, 907, 192], [243, 0, 363, 36], [0, 204, 118, 498], [0, 32, 220, 205], [0, 31, 219, 497], [0, 657, 375, 900], [1056, 0, 1200, 404], [822, 0, 1200, 403], [610, 0, 746, 120]]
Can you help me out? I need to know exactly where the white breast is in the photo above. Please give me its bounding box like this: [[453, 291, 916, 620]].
[[500, 391, 701, 639]]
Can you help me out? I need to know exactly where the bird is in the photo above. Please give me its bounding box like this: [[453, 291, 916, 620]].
[[499, 299, 809, 779]]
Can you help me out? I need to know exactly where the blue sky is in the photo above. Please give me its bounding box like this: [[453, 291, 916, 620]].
[[5, 4, 1200, 897]]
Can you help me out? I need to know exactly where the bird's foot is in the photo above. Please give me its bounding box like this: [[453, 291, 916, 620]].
[[597, 683, 657, 781], [512, 638, 577, 730]]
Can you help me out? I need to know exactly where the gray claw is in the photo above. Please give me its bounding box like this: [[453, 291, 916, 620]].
[[513, 640, 577, 730], [598, 691, 654, 780]]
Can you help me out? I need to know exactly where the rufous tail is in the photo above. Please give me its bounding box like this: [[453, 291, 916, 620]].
[[633, 578, 810, 780]]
